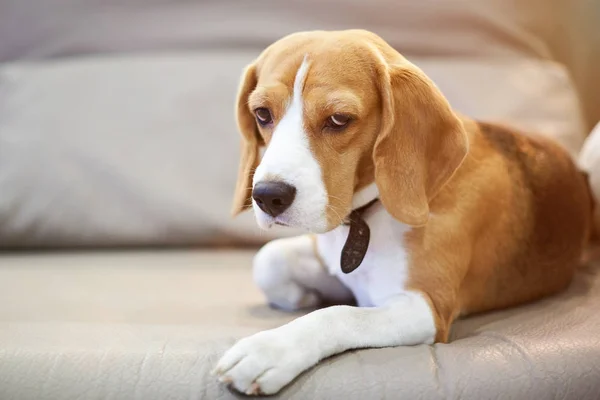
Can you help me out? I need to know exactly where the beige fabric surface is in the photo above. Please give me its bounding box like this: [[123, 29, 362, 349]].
[[0, 250, 599, 399]]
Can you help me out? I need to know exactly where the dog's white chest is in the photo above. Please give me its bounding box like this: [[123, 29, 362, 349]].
[[316, 203, 412, 307]]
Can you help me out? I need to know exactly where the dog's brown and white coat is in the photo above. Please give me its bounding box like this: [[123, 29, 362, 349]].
[[214, 30, 594, 395]]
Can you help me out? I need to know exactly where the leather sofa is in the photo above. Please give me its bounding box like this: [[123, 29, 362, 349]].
[[1, 1, 599, 398]]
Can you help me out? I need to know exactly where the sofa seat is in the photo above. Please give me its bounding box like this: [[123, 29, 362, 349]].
[[0, 250, 599, 399]]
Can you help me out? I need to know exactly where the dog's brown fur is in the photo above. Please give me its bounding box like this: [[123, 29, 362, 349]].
[[404, 120, 592, 342]]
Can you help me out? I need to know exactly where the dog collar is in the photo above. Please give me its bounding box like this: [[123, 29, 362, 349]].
[[340, 198, 378, 274]]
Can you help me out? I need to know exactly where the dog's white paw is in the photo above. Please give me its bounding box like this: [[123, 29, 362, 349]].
[[213, 330, 316, 395], [253, 240, 322, 311]]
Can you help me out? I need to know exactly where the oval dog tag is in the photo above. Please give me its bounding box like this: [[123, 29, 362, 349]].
[[340, 211, 371, 274]]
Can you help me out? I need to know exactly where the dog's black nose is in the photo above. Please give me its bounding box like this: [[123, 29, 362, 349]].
[[252, 181, 296, 217]]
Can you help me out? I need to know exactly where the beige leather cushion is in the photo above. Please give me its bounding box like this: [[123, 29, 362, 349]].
[[1, 0, 598, 127], [0, 54, 587, 247], [579, 122, 600, 232], [1, 0, 598, 249], [0, 0, 593, 63], [0, 251, 599, 399]]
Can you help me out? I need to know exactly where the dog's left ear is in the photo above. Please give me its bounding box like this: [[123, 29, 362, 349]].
[[373, 62, 469, 226], [231, 63, 264, 216]]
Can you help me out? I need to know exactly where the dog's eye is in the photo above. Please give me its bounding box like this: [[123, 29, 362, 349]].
[[325, 114, 351, 130], [255, 108, 273, 126]]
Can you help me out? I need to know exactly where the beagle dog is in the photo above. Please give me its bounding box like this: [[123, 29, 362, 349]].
[[213, 29, 594, 395]]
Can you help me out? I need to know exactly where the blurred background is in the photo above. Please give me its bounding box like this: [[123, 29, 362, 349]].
[[1, 0, 599, 249]]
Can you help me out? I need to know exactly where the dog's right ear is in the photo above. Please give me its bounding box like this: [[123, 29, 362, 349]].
[[231, 63, 263, 216]]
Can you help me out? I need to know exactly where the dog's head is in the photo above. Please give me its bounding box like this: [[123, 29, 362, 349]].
[[232, 30, 468, 232]]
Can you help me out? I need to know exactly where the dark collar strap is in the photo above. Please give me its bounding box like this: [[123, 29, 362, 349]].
[[340, 198, 379, 274], [342, 198, 379, 226]]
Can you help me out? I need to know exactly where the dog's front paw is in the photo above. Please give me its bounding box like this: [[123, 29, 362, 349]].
[[213, 330, 316, 395], [253, 239, 322, 311]]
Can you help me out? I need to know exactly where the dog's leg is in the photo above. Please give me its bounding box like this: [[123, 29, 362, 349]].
[[213, 292, 436, 395], [252, 234, 353, 311]]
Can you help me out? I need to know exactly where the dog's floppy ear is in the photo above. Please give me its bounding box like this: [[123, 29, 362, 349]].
[[373, 62, 469, 226], [231, 63, 264, 216]]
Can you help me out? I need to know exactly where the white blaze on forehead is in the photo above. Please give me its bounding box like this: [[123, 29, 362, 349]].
[[252, 56, 329, 231], [292, 56, 310, 104]]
